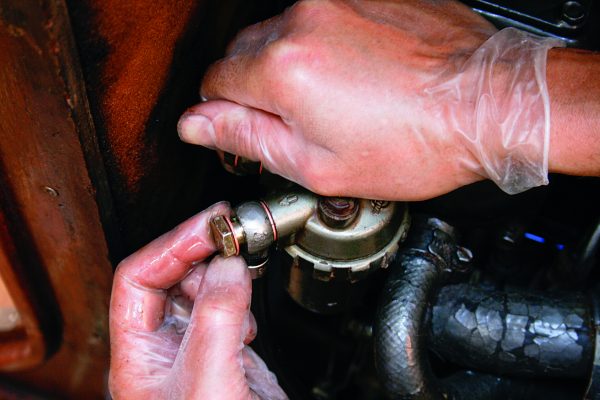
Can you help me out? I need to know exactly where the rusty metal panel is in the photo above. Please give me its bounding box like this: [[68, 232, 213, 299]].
[[0, 0, 114, 397]]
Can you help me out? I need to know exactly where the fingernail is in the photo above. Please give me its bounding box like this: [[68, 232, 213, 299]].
[[177, 113, 216, 148], [205, 256, 249, 288]]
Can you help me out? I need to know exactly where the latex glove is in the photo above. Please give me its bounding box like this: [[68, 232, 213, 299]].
[[178, 0, 563, 199], [109, 202, 287, 400]]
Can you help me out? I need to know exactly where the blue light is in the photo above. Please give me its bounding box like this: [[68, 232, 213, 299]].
[[556, 244, 565, 251], [524, 232, 545, 244]]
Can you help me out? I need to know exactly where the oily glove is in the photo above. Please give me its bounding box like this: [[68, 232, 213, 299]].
[[178, 0, 564, 199], [109, 202, 287, 400]]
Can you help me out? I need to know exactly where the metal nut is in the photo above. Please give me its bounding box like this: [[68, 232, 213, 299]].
[[456, 246, 473, 263], [210, 215, 239, 257], [318, 197, 359, 228]]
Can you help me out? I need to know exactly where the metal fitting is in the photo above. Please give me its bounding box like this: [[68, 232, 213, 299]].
[[210, 215, 241, 257], [317, 197, 359, 228], [210, 187, 410, 314]]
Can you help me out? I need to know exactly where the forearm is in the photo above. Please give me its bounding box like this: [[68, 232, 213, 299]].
[[548, 48, 600, 177]]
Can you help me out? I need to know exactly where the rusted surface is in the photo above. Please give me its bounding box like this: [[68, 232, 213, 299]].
[[67, 0, 213, 251], [83, 0, 200, 191], [67, 0, 288, 251], [0, 0, 113, 397], [0, 209, 46, 371]]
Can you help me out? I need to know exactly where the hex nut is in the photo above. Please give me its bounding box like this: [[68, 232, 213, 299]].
[[210, 215, 239, 257]]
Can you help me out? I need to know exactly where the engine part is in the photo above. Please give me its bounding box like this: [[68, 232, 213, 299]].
[[374, 216, 469, 399], [375, 216, 600, 399], [585, 294, 600, 400], [210, 188, 410, 312], [574, 216, 600, 286], [431, 283, 594, 378]]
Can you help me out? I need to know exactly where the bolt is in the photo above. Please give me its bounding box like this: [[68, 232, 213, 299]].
[[318, 197, 359, 228], [210, 215, 239, 257], [456, 246, 473, 263]]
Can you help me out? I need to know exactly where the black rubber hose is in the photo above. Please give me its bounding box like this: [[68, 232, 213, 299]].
[[374, 217, 596, 399], [431, 283, 594, 378], [374, 218, 459, 399]]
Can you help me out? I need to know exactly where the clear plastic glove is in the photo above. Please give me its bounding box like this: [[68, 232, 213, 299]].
[[178, 0, 563, 199], [109, 202, 287, 400]]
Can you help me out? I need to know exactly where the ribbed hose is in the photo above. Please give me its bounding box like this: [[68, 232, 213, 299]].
[[375, 254, 442, 398], [431, 283, 594, 378], [374, 217, 597, 399], [374, 218, 458, 399]]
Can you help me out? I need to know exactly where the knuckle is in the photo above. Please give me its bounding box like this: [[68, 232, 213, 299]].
[[262, 38, 303, 68], [200, 60, 226, 98], [227, 112, 256, 155], [287, 0, 327, 21], [260, 38, 315, 93], [114, 258, 132, 278], [213, 108, 255, 154]]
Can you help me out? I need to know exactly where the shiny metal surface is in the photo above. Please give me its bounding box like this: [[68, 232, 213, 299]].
[[263, 190, 317, 240], [296, 199, 404, 261], [235, 201, 275, 254], [210, 215, 239, 257], [281, 198, 408, 313], [285, 203, 409, 276], [211, 187, 409, 291], [248, 257, 269, 280], [317, 197, 359, 228]]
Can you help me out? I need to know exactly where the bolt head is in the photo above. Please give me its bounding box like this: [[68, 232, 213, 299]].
[[210, 215, 239, 257], [456, 246, 473, 264], [318, 197, 359, 228]]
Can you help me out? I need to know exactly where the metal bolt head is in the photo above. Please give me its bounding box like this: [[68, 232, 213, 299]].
[[318, 197, 359, 228], [456, 246, 473, 264], [210, 215, 239, 257]]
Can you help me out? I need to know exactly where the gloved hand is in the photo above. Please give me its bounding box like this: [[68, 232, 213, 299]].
[[109, 202, 287, 399], [178, 0, 563, 199]]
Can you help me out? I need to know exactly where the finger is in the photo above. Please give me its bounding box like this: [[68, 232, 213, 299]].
[[244, 311, 258, 345], [172, 256, 255, 399], [168, 263, 255, 342], [116, 201, 230, 290], [178, 100, 305, 183], [179, 262, 208, 301], [110, 202, 230, 332]]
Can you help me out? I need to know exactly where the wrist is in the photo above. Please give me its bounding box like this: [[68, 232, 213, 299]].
[[547, 48, 600, 176], [430, 28, 564, 194]]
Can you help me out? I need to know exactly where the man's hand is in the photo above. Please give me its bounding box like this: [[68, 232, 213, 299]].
[[109, 202, 287, 399], [178, 0, 500, 200]]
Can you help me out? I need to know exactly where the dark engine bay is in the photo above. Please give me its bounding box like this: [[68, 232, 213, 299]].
[[190, 1, 600, 399]]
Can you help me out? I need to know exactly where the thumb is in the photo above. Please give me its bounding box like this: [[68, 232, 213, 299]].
[[177, 100, 303, 182], [171, 256, 254, 399]]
